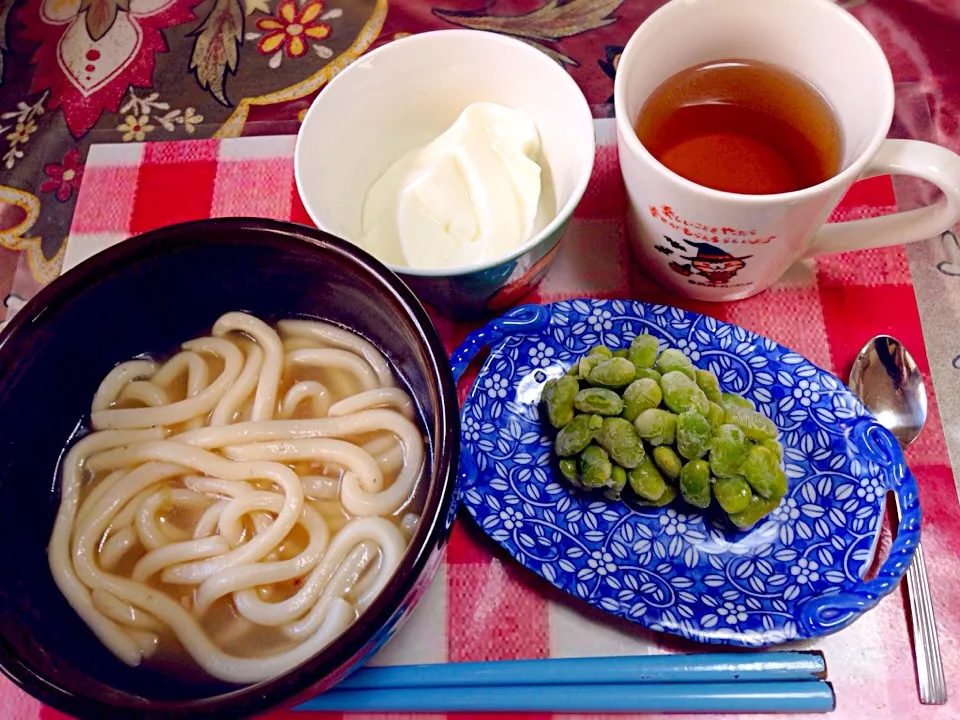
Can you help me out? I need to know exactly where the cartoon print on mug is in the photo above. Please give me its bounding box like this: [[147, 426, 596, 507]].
[[666, 237, 751, 286], [654, 235, 681, 255]]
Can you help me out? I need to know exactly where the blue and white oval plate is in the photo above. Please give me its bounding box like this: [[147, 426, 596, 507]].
[[450, 299, 920, 647]]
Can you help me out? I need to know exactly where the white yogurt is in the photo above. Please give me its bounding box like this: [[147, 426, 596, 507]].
[[361, 102, 549, 270]]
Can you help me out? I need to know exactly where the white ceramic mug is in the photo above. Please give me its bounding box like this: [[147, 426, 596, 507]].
[[614, 0, 960, 301]]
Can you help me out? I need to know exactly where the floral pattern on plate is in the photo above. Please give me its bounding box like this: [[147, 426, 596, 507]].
[[452, 299, 921, 647]]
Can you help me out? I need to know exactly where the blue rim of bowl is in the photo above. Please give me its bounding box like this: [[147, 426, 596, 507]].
[[0, 218, 461, 719]]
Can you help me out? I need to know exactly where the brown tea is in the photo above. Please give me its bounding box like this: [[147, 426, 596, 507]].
[[634, 59, 842, 195]]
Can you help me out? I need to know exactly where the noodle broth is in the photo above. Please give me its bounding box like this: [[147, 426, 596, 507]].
[[52, 312, 428, 687]]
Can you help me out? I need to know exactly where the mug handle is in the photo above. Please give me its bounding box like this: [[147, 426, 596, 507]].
[[803, 139, 960, 258]]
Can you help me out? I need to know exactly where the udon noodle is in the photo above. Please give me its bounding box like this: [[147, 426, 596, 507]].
[[48, 312, 425, 684]]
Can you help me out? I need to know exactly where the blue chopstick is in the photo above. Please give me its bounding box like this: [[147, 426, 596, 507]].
[[332, 651, 826, 690], [297, 680, 836, 713]]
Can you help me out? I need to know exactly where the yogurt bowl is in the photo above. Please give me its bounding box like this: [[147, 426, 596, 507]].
[[294, 29, 596, 319]]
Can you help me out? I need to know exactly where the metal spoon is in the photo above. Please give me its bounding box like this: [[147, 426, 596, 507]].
[[849, 335, 947, 705]]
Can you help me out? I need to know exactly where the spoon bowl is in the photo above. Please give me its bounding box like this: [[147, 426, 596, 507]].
[[849, 334, 927, 448]]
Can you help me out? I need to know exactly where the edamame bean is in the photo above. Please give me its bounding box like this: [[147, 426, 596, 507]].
[[621, 378, 662, 422], [676, 411, 711, 459], [729, 494, 781, 530], [627, 454, 666, 501], [555, 413, 602, 457], [713, 476, 752, 514], [578, 444, 613, 488], [760, 438, 784, 461], [660, 371, 710, 415], [636, 481, 676, 507], [656, 348, 696, 380], [606, 465, 628, 501], [578, 354, 605, 379], [595, 417, 646, 468], [541, 375, 579, 428], [721, 392, 755, 410], [740, 444, 787, 499], [652, 446, 683, 480], [558, 458, 580, 486], [588, 345, 613, 358], [587, 357, 637, 389], [574, 387, 624, 416], [679, 459, 711, 508], [709, 424, 750, 477], [629, 333, 659, 369], [695, 369, 722, 404], [707, 401, 726, 428], [723, 403, 778, 441], [635, 367, 663, 383], [633, 408, 678, 446]]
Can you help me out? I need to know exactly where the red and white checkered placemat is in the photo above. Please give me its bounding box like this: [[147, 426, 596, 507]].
[[5, 121, 956, 720]]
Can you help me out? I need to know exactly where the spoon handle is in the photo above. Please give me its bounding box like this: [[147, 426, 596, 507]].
[[902, 538, 947, 704]]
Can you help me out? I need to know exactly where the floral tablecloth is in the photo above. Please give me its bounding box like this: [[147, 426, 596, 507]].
[[1, 1, 960, 719]]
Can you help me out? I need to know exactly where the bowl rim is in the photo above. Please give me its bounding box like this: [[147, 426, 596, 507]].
[[293, 28, 597, 279], [0, 217, 461, 719]]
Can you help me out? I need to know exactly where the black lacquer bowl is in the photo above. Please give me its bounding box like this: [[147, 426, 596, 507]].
[[0, 218, 459, 719]]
